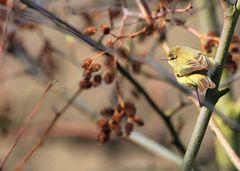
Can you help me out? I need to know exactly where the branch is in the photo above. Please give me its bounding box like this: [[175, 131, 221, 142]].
[[182, 1, 240, 170], [128, 132, 182, 165], [209, 119, 240, 170], [20, 0, 186, 154], [135, 0, 153, 25], [56, 90, 184, 166], [0, 81, 55, 170], [13, 88, 82, 171]]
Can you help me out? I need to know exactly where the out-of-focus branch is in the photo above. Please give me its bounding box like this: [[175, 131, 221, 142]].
[[13, 88, 82, 171], [0, 81, 55, 171], [135, 0, 153, 25], [210, 119, 240, 171]]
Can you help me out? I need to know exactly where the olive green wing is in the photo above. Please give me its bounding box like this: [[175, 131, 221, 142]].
[[178, 53, 213, 76]]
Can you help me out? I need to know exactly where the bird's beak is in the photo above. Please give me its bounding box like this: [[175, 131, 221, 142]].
[[161, 57, 168, 61]]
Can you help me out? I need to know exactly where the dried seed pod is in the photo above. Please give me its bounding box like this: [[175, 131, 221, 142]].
[[124, 122, 133, 136], [133, 116, 144, 126], [92, 74, 102, 86], [83, 26, 97, 36], [103, 71, 115, 84], [124, 102, 136, 117], [232, 35, 239, 43], [83, 70, 92, 80], [79, 79, 92, 89], [82, 58, 93, 69], [100, 24, 111, 34], [97, 118, 108, 128], [108, 119, 119, 129], [89, 64, 102, 72], [97, 131, 110, 144], [100, 107, 114, 117], [97, 119, 111, 133], [231, 47, 239, 53]]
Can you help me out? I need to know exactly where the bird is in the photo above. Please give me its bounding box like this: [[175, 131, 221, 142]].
[[163, 45, 216, 106]]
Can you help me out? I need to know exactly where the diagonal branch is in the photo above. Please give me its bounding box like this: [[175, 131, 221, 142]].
[[182, 1, 240, 170], [19, 0, 186, 154]]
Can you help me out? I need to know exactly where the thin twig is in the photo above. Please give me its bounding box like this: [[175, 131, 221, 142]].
[[209, 119, 240, 170], [182, 25, 219, 42], [0, 81, 55, 170], [220, 71, 240, 87], [13, 88, 82, 171], [128, 132, 182, 165], [135, 0, 153, 25], [55, 90, 184, 166]]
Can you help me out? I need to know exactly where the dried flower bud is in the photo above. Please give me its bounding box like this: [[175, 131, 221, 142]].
[[97, 131, 110, 144], [100, 24, 111, 34], [97, 118, 108, 128], [104, 55, 115, 67], [90, 64, 101, 72], [109, 119, 119, 129], [92, 74, 102, 86], [125, 102, 136, 117], [82, 58, 93, 69], [79, 79, 92, 89], [83, 26, 97, 36], [100, 107, 114, 117], [231, 47, 239, 53], [133, 116, 144, 126], [232, 35, 239, 43], [124, 122, 133, 136], [83, 70, 92, 80], [103, 72, 115, 84]]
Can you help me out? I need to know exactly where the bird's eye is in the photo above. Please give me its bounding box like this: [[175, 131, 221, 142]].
[[169, 55, 177, 60]]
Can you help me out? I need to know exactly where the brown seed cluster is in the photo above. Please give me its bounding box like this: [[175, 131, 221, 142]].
[[97, 100, 144, 144], [80, 54, 116, 89], [83, 24, 111, 36], [80, 57, 101, 89], [83, 26, 97, 36], [203, 33, 240, 74], [203, 32, 219, 53], [226, 35, 240, 74]]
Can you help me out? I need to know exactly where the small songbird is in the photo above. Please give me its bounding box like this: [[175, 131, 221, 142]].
[[163, 46, 216, 106]]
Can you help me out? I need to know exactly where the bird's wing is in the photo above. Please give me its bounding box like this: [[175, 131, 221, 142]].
[[178, 53, 212, 76]]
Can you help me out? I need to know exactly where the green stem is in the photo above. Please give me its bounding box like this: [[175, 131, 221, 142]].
[[182, 1, 240, 170]]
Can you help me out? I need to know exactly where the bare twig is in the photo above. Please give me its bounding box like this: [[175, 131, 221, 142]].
[[13, 88, 82, 171], [135, 0, 153, 25], [0, 81, 55, 170], [209, 119, 240, 170]]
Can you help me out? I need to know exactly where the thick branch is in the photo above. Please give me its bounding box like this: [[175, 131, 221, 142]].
[[182, 1, 240, 170]]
